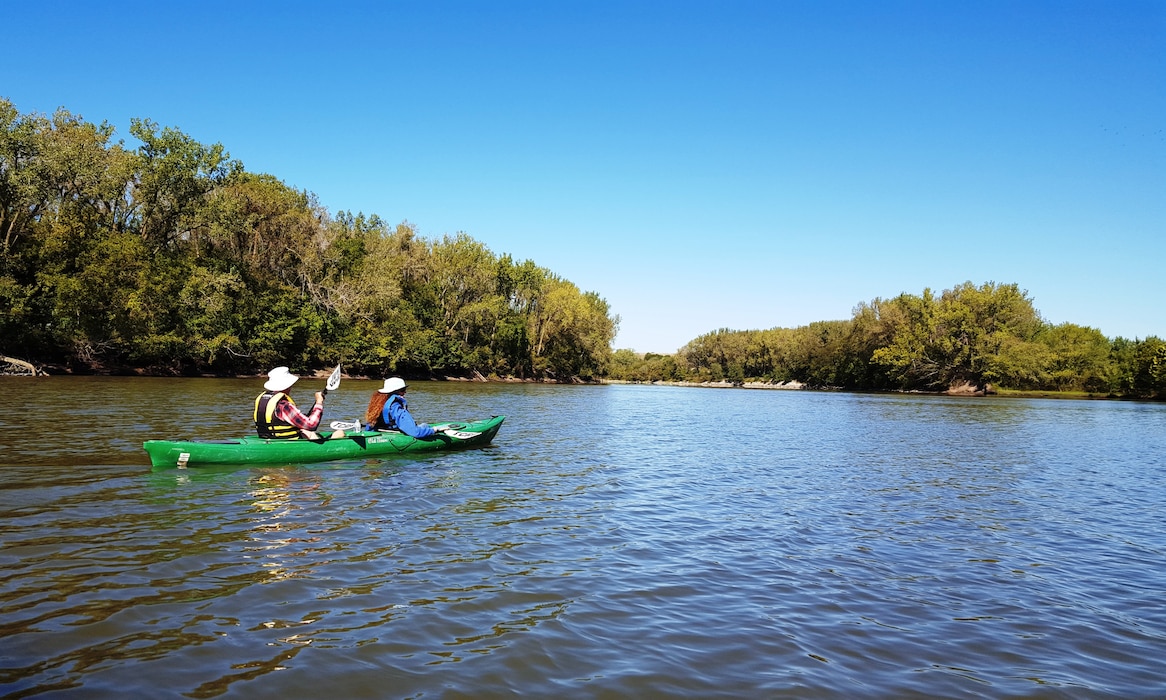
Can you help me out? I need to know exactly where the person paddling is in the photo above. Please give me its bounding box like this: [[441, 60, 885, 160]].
[[364, 377, 443, 438], [254, 366, 325, 440]]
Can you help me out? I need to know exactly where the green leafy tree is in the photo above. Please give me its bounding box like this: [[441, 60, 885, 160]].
[[130, 118, 239, 251], [1109, 336, 1166, 398], [870, 282, 1045, 391], [1035, 323, 1112, 391], [530, 277, 616, 379], [870, 289, 944, 388], [608, 348, 642, 380], [1, 98, 50, 255]]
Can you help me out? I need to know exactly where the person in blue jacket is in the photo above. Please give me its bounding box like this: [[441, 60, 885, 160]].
[[364, 377, 443, 437]]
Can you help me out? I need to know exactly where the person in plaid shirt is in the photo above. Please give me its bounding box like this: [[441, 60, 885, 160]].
[[254, 366, 325, 439]]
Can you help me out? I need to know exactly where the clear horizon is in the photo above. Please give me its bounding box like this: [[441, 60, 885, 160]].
[[4, 1, 1163, 352]]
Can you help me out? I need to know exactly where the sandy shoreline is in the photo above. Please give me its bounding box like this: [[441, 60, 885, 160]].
[[601, 379, 806, 390]]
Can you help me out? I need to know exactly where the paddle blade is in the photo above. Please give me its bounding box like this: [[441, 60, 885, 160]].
[[325, 364, 342, 392]]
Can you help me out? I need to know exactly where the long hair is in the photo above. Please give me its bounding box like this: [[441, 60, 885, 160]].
[[365, 392, 390, 427]]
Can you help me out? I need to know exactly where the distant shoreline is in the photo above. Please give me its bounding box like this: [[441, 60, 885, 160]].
[[600, 379, 1134, 401], [601, 379, 806, 391], [0, 366, 1141, 400]]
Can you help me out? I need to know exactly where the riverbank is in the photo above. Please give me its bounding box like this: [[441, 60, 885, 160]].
[[602, 378, 806, 390], [600, 378, 1151, 401], [0, 361, 580, 384], [4, 363, 1150, 401]]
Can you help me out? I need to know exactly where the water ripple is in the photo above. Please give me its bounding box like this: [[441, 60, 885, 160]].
[[2, 381, 1165, 697]]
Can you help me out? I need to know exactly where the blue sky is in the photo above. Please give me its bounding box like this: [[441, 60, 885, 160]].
[[4, 1, 1163, 353]]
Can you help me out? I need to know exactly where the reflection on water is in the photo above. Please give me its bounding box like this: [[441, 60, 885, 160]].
[[1, 378, 1165, 697]]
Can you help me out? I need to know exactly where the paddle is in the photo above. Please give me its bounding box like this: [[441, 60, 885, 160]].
[[431, 423, 480, 439], [322, 364, 342, 396], [314, 365, 344, 441]]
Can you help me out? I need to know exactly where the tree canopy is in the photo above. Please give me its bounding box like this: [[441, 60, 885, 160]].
[[0, 98, 617, 380], [644, 282, 1162, 399]]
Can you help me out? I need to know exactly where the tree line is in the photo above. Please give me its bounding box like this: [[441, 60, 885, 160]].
[[0, 98, 617, 380], [3, 99, 1160, 398], [610, 281, 1165, 399]]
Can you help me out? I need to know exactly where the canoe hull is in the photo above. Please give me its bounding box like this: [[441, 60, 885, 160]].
[[143, 416, 505, 469]]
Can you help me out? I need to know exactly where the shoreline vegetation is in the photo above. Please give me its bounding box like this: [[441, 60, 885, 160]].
[[3, 366, 1138, 402], [602, 280, 1163, 401], [2, 99, 1163, 400], [604, 379, 1129, 401], [1, 98, 618, 383]]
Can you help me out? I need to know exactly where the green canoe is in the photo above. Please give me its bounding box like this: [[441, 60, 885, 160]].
[[143, 415, 505, 469]]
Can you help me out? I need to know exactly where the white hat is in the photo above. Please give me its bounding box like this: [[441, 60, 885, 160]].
[[264, 366, 299, 392], [377, 377, 407, 394]]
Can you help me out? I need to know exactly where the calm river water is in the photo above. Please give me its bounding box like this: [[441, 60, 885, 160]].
[[2, 377, 1164, 698]]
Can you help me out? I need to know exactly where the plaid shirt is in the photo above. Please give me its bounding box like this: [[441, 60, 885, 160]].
[[274, 396, 324, 432]]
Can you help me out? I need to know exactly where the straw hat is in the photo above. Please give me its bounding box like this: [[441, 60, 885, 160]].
[[264, 366, 299, 392], [377, 377, 407, 394]]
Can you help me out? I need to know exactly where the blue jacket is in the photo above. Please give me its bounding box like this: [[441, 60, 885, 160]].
[[381, 395, 435, 438]]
